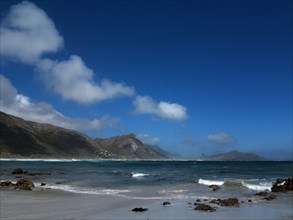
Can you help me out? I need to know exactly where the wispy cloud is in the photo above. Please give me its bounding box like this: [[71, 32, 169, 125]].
[[0, 1, 63, 64], [207, 132, 235, 146], [133, 95, 188, 121], [0, 75, 120, 132], [136, 134, 161, 145]]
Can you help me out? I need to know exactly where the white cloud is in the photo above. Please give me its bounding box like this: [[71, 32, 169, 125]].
[[0, 1, 63, 64], [208, 133, 235, 145], [133, 95, 188, 121], [37, 56, 135, 104], [0, 75, 120, 131], [136, 134, 161, 146]]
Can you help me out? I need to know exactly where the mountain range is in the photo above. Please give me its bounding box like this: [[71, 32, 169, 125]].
[[0, 111, 266, 160], [0, 111, 167, 159]]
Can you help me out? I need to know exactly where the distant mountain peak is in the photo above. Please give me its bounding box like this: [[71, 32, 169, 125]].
[[202, 150, 266, 161]]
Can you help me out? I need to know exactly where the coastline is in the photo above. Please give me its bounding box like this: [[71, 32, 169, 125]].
[[1, 188, 292, 220]]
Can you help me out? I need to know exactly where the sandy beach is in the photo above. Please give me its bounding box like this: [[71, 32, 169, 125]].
[[1, 188, 292, 220]]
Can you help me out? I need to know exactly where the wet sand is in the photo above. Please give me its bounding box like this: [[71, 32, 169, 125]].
[[1, 189, 292, 220]]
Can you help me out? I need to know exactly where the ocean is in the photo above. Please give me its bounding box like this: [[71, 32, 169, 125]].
[[1, 160, 292, 202]]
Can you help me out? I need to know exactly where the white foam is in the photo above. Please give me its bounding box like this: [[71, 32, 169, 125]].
[[132, 173, 149, 178], [242, 181, 272, 191], [47, 184, 130, 195], [198, 178, 225, 186]]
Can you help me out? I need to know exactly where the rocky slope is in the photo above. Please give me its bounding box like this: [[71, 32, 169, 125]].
[[0, 112, 168, 159], [95, 134, 167, 159]]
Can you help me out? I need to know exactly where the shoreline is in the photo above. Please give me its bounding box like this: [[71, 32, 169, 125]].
[[1, 188, 292, 220]]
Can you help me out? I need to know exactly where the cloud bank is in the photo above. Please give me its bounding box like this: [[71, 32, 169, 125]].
[[0, 75, 119, 132], [208, 132, 235, 145], [133, 95, 188, 121], [1, 1, 188, 125]]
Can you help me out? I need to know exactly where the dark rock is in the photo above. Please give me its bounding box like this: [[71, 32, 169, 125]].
[[55, 181, 64, 184], [15, 179, 35, 190], [264, 194, 276, 201], [41, 183, 46, 186], [0, 181, 14, 187], [163, 202, 171, 206], [271, 177, 293, 192], [255, 191, 268, 197], [210, 198, 240, 207], [194, 204, 216, 212], [26, 172, 51, 176], [194, 202, 198, 206], [209, 184, 220, 191], [248, 199, 252, 202], [131, 207, 149, 212], [196, 199, 201, 202], [12, 168, 25, 175]]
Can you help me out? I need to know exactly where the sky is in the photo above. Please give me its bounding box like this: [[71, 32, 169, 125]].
[[0, 0, 292, 160]]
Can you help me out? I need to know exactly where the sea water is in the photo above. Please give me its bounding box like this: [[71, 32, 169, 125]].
[[1, 160, 292, 200]]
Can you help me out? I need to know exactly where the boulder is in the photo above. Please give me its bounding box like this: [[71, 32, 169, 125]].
[[255, 191, 268, 197], [210, 198, 240, 207], [271, 177, 293, 192], [0, 181, 14, 187], [194, 204, 216, 212], [264, 194, 276, 201], [15, 179, 35, 190], [163, 202, 171, 206], [209, 184, 220, 191], [131, 207, 149, 212], [12, 168, 25, 175]]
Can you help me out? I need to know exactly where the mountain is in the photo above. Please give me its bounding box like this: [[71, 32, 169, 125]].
[[201, 150, 266, 161], [95, 134, 167, 159], [146, 144, 183, 159], [0, 111, 168, 159]]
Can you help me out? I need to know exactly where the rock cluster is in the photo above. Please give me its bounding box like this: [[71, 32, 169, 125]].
[[194, 204, 216, 212], [271, 177, 293, 192], [210, 198, 240, 207]]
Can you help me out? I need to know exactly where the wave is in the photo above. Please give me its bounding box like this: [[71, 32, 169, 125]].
[[198, 178, 272, 191], [47, 184, 130, 195], [198, 178, 225, 186], [132, 173, 149, 178], [242, 181, 272, 191]]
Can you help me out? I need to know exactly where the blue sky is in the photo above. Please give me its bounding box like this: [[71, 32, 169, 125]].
[[0, 0, 292, 160]]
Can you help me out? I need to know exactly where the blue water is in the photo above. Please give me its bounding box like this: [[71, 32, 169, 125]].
[[1, 160, 292, 199]]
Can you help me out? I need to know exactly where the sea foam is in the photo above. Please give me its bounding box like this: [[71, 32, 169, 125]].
[[198, 178, 225, 186]]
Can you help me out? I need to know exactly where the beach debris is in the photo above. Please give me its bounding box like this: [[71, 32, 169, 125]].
[[210, 198, 240, 207], [163, 201, 171, 206], [15, 179, 35, 190], [194, 204, 216, 212], [271, 177, 293, 192], [209, 184, 220, 191], [0, 181, 14, 187], [12, 168, 26, 175], [255, 191, 268, 197], [264, 194, 276, 201], [131, 207, 149, 212]]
